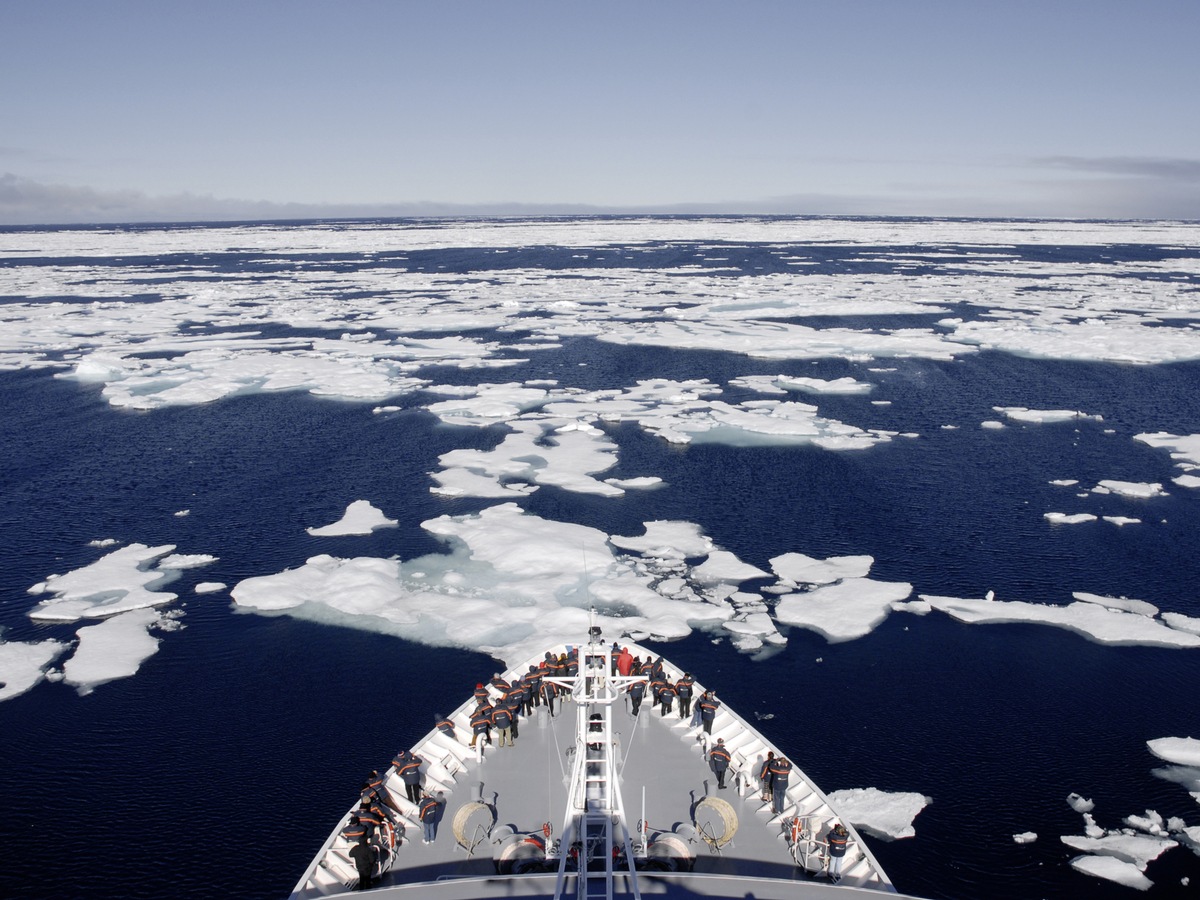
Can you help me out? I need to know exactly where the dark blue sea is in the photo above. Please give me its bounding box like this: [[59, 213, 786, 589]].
[[1, 217, 1199, 899]]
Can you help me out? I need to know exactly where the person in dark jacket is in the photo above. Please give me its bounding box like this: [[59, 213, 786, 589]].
[[349, 834, 378, 889], [658, 682, 677, 717], [469, 704, 492, 748], [492, 703, 514, 747], [341, 814, 367, 844], [434, 713, 456, 740], [628, 676, 646, 716], [419, 793, 444, 843], [675, 673, 695, 719], [758, 751, 775, 802], [393, 749, 423, 803], [698, 691, 720, 734], [708, 737, 732, 789], [826, 822, 849, 881], [525, 665, 543, 707], [768, 755, 793, 814], [354, 796, 383, 838], [540, 677, 558, 717]]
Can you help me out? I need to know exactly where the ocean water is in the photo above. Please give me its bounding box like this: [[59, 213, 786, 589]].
[[1, 216, 1199, 899]]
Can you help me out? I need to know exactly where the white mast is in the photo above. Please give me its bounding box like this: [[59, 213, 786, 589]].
[[549, 620, 642, 900]]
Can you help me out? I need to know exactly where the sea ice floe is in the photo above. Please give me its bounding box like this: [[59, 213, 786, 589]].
[[1067, 793, 1096, 814], [729, 373, 875, 397], [1044, 512, 1098, 525], [0, 639, 69, 702], [609, 521, 713, 559], [1061, 833, 1177, 871], [195, 582, 227, 594], [1091, 480, 1167, 498], [825, 788, 929, 840], [432, 418, 623, 497], [27, 543, 181, 622], [1134, 432, 1200, 488], [62, 608, 181, 694], [233, 504, 759, 665], [306, 500, 399, 536], [994, 406, 1102, 424], [774, 577, 913, 642], [1012, 832, 1038, 844], [1148, 737, 1200, 768], [1073, 592, 1160, 617], [1069, 854, 1153, 891], [158, 553, 219, 569], [691, 551, 770, 585], [917, 595, 1200, 648], [769, 552, 873, 586], [7, 219, 1200, 404]]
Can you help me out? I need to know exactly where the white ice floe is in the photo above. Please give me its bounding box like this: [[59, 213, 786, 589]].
[[1068, 793, 1096, 813], [1012, 832, 1038, 844], [1069, 854, 1153, 891], [610, 521, 714, 560], [917, 595, 1200, 648], [306, 500, 399, 536], [1161, 612, 1200, 636], [690, 551, 770, 585], [0, 639, 69, 702], [1044, 512, 1098, 524], [1050, 479, 1079, 486], [774, 577, 913, 642], [1061, 833, 1177, 870], [1134, 432, 1200, 487], [825, 788, 928, 840], [769, 552, 874, 586], [980, 420, 1005, 429], [6, 219, 1200, 407], [1102, 516, 1142, 526], [994, 406, 1102, 424], [234, 504, 740, 665], [775, 375, 874, 395], [1073, 592, 1160, 617], [159, 553, 219, 569], [27, 543, 180, 622], [1125, 810, 1168, 836], [424, 383, 558, 426], [432, 418, 623, 498], [62, 608, 180, 694], [1151, 765, 1200, 800], [1148, 737, 1200, 767], [195, 582, 227, 594], [1092, 480, 1167, 498], [604, 476, 664, 490]]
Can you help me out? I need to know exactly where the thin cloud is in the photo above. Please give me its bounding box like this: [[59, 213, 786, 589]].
[[1033, 156, 1200, 182]]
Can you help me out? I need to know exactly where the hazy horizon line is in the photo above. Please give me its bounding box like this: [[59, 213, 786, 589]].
[[2, 172, 1198, 228]]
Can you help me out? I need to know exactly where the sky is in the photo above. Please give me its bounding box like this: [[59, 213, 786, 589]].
[[2, 0, 1199, 224]]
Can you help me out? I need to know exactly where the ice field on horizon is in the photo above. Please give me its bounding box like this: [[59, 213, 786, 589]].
[[3, 216, 1200, 891], [4, 217, 1200, 694]]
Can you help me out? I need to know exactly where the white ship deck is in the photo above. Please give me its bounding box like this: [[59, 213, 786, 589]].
[[291, 640, 915, 900]]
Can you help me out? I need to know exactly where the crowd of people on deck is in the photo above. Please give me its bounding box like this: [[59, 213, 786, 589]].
[[331, 642, 846, 889]]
